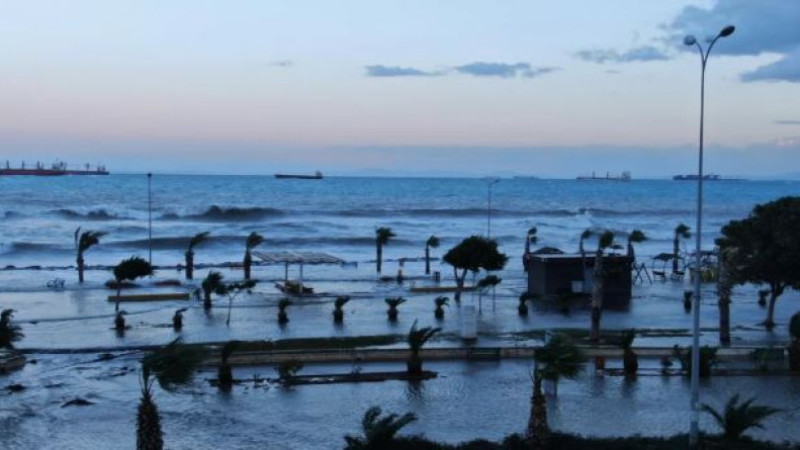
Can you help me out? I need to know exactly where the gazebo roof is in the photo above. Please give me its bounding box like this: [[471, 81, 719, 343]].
[[252, 251, 345, 265]]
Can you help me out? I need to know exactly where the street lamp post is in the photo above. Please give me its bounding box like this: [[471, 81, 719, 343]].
[[147, 173, 153, 267], [487, 179, 500, 238], [684, 24, 735, 449]]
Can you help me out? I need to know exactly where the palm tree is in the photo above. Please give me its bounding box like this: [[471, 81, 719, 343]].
[[535, 332, 586, 396], [0, 309, 24, 349], [385, 297, 406, 322], [578, 229, 592, 260], [527, 333, 586, 448], [222, 279, 257, 326], [201, 271, 225, 309], [590, 230, 614, 343], [344, 406, 417, 450], [137, 340, 205, 450], [673, 223, 691, 274], [518, 292, 534, 316], [406, 320, 441, 374], [702, 394, 782, 441], [477, 274, 501, 307], [620, 329, 638, 377], [626, 229, 646, 260], [375, 227, 395, 274], [433, 296, 449, 320], [114, 311, 127, 334], [333, 296, 351, 324], [172, 308, 187, 331], [789, 312, 800, 372], [242, 232, 264, 280], [184, 231, 210, 280], [112, 256, 154, 311], [218, 340, 240, 391], [717, 248, 733, 346], [278, 298, 292, 325], [424, 235, 440, 275], [684, 290, 693, 313], [526, 227, 538, 254], [443, 235, 508, 304], [75, 227, 107, 284]]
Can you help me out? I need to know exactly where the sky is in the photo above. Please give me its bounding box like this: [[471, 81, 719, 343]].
[[0, 0, 799, 177]]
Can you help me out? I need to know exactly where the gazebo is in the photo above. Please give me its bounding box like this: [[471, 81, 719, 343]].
[[253, 251, 345, 294]]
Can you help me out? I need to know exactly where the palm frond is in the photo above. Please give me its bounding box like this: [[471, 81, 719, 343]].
[[188, 231, 210, 251], [141, 339, 205, 391], [407, 320, 441, 353], [245, 232, 265, 251], [334, 296, 351, 309], [77, 230, 107, 252], [675, 223, 691, 239], [598, 230, 615, 250], [434, 296, 449, 308], [385, 297, 406, 308], [376, 227, 395, 245], [702, 394, 782, 440], [426, 235, 440, 248], [278, 298, 292, 312], [535, 333, 586, 381], [628, 230, 647, 243]]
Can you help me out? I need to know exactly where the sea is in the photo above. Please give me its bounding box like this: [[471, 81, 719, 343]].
[[1, 174, 797, 274], [3, 174, 800, 449]]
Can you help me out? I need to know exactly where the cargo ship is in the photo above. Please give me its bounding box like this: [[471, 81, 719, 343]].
[[0, 161, 109, 176], [274, 171, 323, 180], [576, 171, 631, 181], [673, 174, 720, 181]]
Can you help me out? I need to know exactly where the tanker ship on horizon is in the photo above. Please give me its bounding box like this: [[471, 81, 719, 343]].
[[0, 161, 109, 176]]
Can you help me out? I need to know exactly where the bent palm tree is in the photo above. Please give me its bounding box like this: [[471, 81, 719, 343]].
[[222, 279, 257, 326], [344, 406, 417, 450], [112, 256, 154, 311], [375, 227, 395, 274], [172, 308, 187, 331], [75, 227, 107, 283], [518, 292, 534, 316], [201, 271, 225, 309], [407, 320, 441, 374], [702, 394, 782, 441], [433, 296, 449, 320], [333, 295, 351, 323], [243, 232, 264, 280], [385, 297, 406, 322], [673, 223, 691, 274], [525, 226, 538, 254], [137, 339, 205, 450], [626, 229, 646, 260], [718, 248, 733, 346], [0, 309, 24, 349], [424, 235, 440, 275], [590, 231, 614, 342], [184, 232, 210, 280]]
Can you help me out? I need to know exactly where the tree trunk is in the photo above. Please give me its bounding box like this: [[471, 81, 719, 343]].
[[218, 364, 233, 391], [526, 374, 549, 450], [77, 254, 85, 283], [243, 251, 252, 280], [590, 250, 604, 343], [387, 307, 398, 321], [766, 291, 779, 329], [278, 311, 289, 325], [789, 341, 800, 372], [203, 291, 212, 309], [137, 389, 164, 450], [435, 307, 444, 320], [116, 284, 122, 312], [453, 269, 465, 304], [333, 308, 344, 323], [407, 353, 422, 374], [376, 243, 382, 274], [623, 348, 638, 377], [672, 238, 679, 273], [425, 246, 431, 275], [185, 251, 194, 280], [718, 249, 732, 346]]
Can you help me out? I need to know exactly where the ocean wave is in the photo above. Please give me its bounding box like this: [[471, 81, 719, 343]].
[[3, 211, 24, 219], [164, 205, 284, 221], [51, 208, 127, 221]]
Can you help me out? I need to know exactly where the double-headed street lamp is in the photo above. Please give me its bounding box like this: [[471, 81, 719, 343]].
[[683, 24, 735, 449]]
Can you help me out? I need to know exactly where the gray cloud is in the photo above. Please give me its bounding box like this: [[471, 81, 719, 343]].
[[575, 46, 669, 64], [366, 62, 558, 79], [666, 0, 800, 56], [775, 120, 800, 125], [365, 65, 438, 77], [666, 0, 800, 82], [741, 50, 800, 83], [453, 62, 559, 78], [268, 60, 293, 67]]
